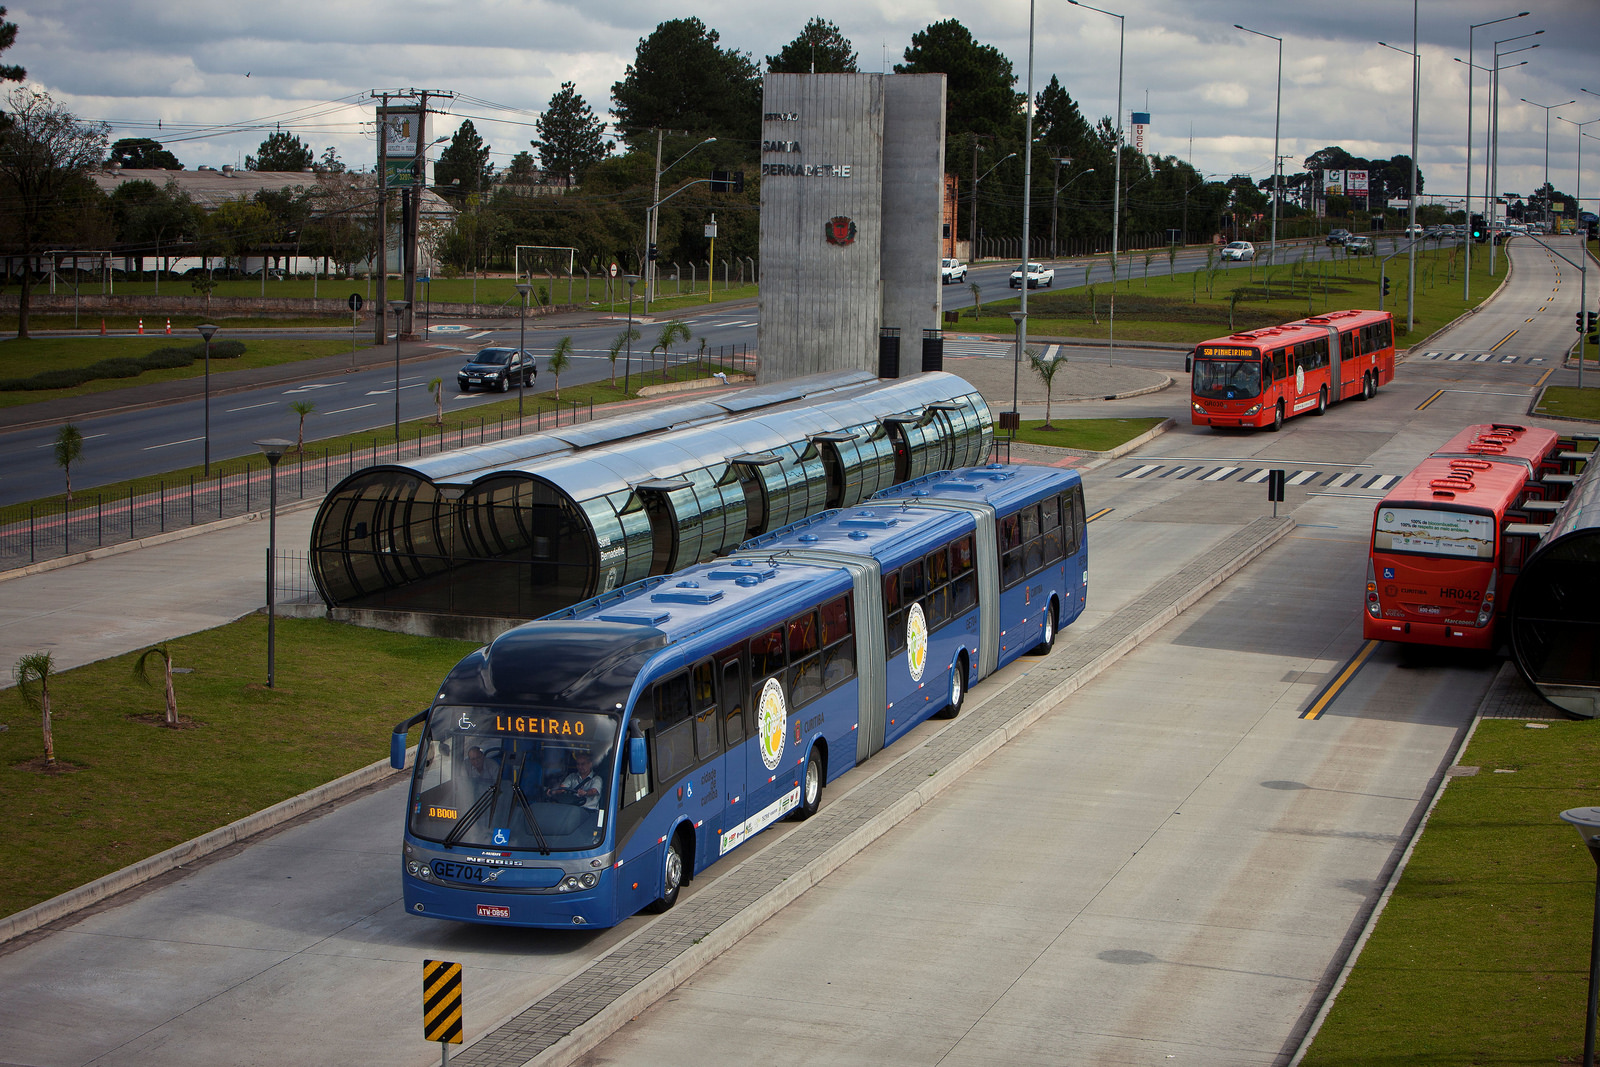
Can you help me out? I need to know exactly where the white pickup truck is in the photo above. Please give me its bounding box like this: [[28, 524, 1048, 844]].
[[940, 258, 967, 284], [1009, 262, 1054, 289]]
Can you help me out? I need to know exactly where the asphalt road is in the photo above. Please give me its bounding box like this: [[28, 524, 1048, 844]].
[[0, 237, 1587, 1066]]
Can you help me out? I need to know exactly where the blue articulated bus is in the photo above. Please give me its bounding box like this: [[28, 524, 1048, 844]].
[[390, 464, 1087, 929]]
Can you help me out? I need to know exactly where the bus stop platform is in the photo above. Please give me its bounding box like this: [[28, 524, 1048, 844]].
[[449, 513, 1294, 1067]]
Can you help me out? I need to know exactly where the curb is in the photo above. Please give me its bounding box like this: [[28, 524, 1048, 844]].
[[530, 513, 1296, 1067], [0, 747, 412, 947], [0, 493, 324, 585]]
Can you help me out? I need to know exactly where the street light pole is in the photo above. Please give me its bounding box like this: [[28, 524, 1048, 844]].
[[254, 438, 291, 689], [971, 152, 1017, 263], [646, 136, 715, 314], [515, 282, 531, 423], [1052, 164, 1094, 258], [197, 323, 218, 477], [387, 299, 409, 450], [1561, 807, 1600, 1067], [1236, 24, 1282, 267], [1069, 0, 1125, 367], [1523, 97, 1576, 225], [1557, 113, 1600, 391], [1378, 24, 1420, 335], [623, 273, 640, 396], [1464, 13, 1530, 301], [1490, 30, 1544, 275]]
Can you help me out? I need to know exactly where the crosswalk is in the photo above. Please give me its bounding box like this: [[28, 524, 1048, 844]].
[[1116, 463, 1402, 491], [1413, 351, 1545, 364]]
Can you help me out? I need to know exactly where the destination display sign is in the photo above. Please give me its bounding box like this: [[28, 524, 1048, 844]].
[[1374, 508, 1494, 560]]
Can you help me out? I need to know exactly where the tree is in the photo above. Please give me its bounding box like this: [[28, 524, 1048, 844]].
[[316, 145, 345, 173], [247, 130, 313, 172], [608, 326, 640, 386], [14, 651, 57, 766], [0, 7, 24, 83], [895, 20, 1022, 143], [506, 151, 537, 184], [767, 17, 859, 73], [533, 83, 611, 188], [54, 422, 82, 502], [1028, 349, 1066, 429], [288, 400, 315, 451], [108, 137, 181, 170], [652, 319, 691, 380], [132, 644, 180, 728], [611, 18, 761, 150], [428, 378, 443, 425], [0, 88, 109, 338], [435, 120, 494, 201], [548, 336, 574, 400], [109, 179, 199, 285]]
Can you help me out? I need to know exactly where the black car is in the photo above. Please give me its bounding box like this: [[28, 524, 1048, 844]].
[[457, 347, 535, 393], [1325, 228, 1352, 246]]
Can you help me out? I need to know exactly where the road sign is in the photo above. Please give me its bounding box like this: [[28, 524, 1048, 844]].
[[423, 959, 463, 1045], [348, 293, 364, 312], [609, 262, 618, 277]]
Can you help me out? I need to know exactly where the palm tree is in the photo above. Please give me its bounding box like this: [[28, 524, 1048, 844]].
[[133, 644, 179, 728], [14, 651, 58, 766], [428, 378, 443, 426], [968, 281, 982, 319], [54, 423, 82, 504], [652, 319, 691, 382], [1028, 348, 1066, 430], [288, 400, 315, 452], [547, 336, 574, 401], [607, 327, 639, 387]]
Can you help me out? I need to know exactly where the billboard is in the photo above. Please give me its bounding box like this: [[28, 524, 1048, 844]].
[[1347, 170, 1369, 195], [378, 108, 422, 188], [1323, 170, 1345, 196], [1130, 111, 1150, 154]]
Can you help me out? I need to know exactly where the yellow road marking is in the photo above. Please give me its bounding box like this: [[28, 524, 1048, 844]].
[[1301, 640, 1380, 720], [1086, 507, 1114, 523], [1417, 389, 1445, 411], [1535, 368, 1554, 388], [1488, 329, 1517, 353]]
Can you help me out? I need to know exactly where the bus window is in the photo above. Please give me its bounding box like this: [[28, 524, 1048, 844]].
[[1041, 495, 1063, 564], [788, 609, 823, 706], [1342, 329, 1359, 358], [999, 512, 1024, 588], [901, 557, 927, 605], [653, 673, 695, 784], [1272, 348, 1286, 381], [1022, 503, 1045, 575], [819, 594, 856, 689], [950, 534, 978, 615], [750, 626, 785, 684], [692, 660, 719, 759], [883, 568, 905, 654], [925, 546, 951, 630], [719, 654, 745, 746]]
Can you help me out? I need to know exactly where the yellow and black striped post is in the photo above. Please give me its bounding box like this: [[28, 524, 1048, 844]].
[[423, 959, 464, 1060]]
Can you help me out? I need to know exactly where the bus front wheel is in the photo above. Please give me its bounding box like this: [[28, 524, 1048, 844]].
[[1314, 387, 1328, 415], [1032, 600, 1058, 655], [647, 833, 686, 913], [797, 748, 823, 820], [936, 654, 968, 719], [1269, 402, 1284, 432]]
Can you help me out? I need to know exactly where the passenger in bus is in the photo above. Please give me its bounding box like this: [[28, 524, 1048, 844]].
[[546, 749, 603, 809], [464, 745, 499, 788]]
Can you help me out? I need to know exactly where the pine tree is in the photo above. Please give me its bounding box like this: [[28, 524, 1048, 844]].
[[247, 131, 313, 171], [766, 18, 858, 73], [435, 120, 494, 201], [533, 83, 611, 187]]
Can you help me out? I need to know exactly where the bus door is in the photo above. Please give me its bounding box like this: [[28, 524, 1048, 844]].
[[745, 624, 791, 830], [716, 652, 747, 848], [1319, 324, 1347, 399]]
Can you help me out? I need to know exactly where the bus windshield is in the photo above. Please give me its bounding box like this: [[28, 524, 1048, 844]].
[[407, 706, 620, 853], [1374, 507, 1495, 560], [1192, 357, 1264, 400]]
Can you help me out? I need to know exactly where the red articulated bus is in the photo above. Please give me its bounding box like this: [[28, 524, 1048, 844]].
[[1189, 308, 1396, 431], [1364, 423, 1573, 650]]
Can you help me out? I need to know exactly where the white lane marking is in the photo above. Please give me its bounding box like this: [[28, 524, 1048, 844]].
[[322, 403, 377, 415], [143, 436, 205, 451], [225, 401, 277, 412], [36, 433, 108, 448], [283, 382, 339, 393], [468, 331, 492, 339]]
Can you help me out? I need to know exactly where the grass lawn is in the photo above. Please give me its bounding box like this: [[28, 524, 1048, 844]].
[[1536, 385, 1600, 421], [0, 615, 478, 919], [1010, 417, 1165, 451], [0, 336, 368, 410], [1300, 716, 1600, 1066], [959, 244, 1499, 345]]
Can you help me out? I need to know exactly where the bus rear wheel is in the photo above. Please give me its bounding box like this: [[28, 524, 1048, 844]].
[[796, 747, 823, 820], [1314, 386, 1328, 415], [1366, 373, 1378, 399], [1031, 600, 1058, 655], [936, 653, 968, 719]]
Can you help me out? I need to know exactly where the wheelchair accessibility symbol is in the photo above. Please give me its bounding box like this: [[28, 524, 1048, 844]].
[[493, 828, 510, 846]]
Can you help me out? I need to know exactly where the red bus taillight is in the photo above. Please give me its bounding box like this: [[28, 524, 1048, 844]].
[[1365, 560, 1380, 618]]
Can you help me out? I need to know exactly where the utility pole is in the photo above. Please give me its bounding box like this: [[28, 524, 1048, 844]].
[[373, 92, 389, 347], [646, 128, 663, 312], [969, 132, 982, 260]]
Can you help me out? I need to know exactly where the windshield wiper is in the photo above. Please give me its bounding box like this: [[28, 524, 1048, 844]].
[[510, 763, 552, 855], [444, 764, 505, 848]]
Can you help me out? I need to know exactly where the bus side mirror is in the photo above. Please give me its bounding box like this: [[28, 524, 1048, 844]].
[[391, 708, 430, 770], [1185, 355, 1192, 372], [628, 736, 648, 776]]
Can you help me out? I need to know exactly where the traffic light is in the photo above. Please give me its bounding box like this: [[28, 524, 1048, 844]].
[[648, 243, 658, 262], [710, 170, 744, 193], [732, 171, 744, 192], [1578, 311, 1598, 334], [1470, 213, 1484, 241], [1382, 276, 1391, 297]]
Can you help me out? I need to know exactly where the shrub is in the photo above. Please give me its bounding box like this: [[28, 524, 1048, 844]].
[[83, 357, 147, 379], [0, 340, 248, 392]]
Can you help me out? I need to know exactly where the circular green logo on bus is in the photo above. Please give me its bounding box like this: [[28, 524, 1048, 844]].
[[907, 602, 928, 682], [758, 676, 787, 771]]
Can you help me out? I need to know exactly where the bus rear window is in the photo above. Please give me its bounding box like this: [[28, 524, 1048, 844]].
[[1373, 507, 1494, 559]]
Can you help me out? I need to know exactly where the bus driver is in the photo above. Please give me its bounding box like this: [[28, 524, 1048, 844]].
[[546, 749, 602, 809]]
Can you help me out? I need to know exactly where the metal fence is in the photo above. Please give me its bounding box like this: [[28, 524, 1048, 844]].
[[1, 345, 755, 573]]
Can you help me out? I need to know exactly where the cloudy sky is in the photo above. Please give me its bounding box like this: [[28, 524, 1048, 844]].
[[14, 0, 1600, 206]]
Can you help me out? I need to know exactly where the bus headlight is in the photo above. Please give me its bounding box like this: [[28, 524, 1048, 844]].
[[1192, 402, 1207, 414], [1243, 403, 1262, 416], [580, 872, 599, 889], [407, 861, 420, 876]]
